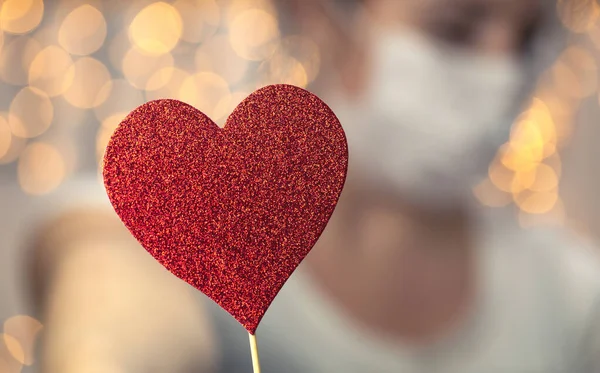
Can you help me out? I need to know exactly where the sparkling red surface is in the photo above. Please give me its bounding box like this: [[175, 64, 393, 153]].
[[103, 84, 348, 334]]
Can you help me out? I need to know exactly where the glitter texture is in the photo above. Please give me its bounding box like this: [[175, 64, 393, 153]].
[[103, 84, 348, 334]]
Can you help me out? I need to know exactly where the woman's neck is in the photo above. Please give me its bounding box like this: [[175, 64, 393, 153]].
[[305, 178, 476, 345]]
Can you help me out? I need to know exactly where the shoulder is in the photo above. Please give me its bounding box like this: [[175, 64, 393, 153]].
[[523, 227, 600, 369], [483, 207, 600, 305], [499, 223, 600, 342], [524, 226, 600, 302]]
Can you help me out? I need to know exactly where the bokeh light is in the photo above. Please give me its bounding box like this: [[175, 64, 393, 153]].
[[504, 121, 545, 169], [3, 336, 24, 366], [213, 90, 250, 125], [18, 142, 66, 195], [472, 178, 512, 207], [528, 164, 559, 193], [58, 4, 107, 56], [552, 46, 597, 99], [535, 88, 577, 143], [276, 36, 321, 83], [9, 87, 53, 138], [0, 36, 42, 86], [28, 45, 75, 97], [519, 197, 566, 227], [96, 112, 127, 162], [0, 116, 12, 159], [129, 2, 183, 56], [94, 79, 144, 122], [557, 0, 599, 33], [0, 0, 590, 234], [515, 190, 559, 215], [122, 47, 175, 89], [0, 130, 26, 165], [0, 0, 44, 35], [510, 168, 537, 194], [32, 24, 60, 47], [482, 55, 584, 221], [225, 0, 277, 24], [545, 152, 563, 178], [63, 57, 112, 109], [3, 315, 43, 366], [179, 72, 230, 121], [522, 98, 557, 144], [195, 34, 248, 85], [488, 161, 515, 194], [145, 67, 190, 101], [229, 9, 280, 61], [257, 51, 308, 88], [0, 333, 22, 373], [173, 0, 220, 44]]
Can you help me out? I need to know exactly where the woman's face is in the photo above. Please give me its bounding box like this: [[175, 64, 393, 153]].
[[300, 0, 542, 95], [366, 0, 541, 56]]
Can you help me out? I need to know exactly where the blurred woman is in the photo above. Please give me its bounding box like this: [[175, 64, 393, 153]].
[[28, 0, 600, 372]]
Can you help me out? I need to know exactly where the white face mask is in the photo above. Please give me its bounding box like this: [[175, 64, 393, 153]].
[[333, 29, 525, 209]]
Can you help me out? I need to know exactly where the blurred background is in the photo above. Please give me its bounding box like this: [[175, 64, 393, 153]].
[[0, 0, 600, 371]]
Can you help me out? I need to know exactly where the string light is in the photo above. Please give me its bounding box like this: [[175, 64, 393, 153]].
[[213, 90, 250, 127], [173, 0, 220, 44], [32, 24, 60, 47], [0, 0, 591, 230], [97, 112, 127, 163], [195, 34, 248, 85], [556, 0, 599, 33], [145, 67, 190, 101], [94, 79, 144, 122], [487, 161, 515, 194], [552, 46, 597, 98], [0, 36, 42, 86], [276, 36, 321, 83], [3, 315, 43, 366], [0, 130, 26, 165], [228, 9, 280, 61], [8, 87, 53, 138], [28, 45, 75, 97], [58, 4, 107, 56], [18, 142, 66, 195], [480, 39, 589, 226], [515, 190, 560, 215], [257, 52, 308, 88], [472, 178, 512, 207], [0, 0, 44, 35], [129, 2, 183, 56], [225, 0, 278, 25], [0, 116, 12, 159], [63, 57, 112, 109], [0, 333, 22, 373], [122, 47, 175, 89], [179, 72, 230, 120], [518, 197, 566, 227]]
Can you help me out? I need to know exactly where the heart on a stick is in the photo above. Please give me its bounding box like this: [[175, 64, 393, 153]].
[[103, 84, 348, 333]]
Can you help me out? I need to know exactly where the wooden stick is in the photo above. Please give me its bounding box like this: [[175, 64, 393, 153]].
[[248, 333, 261, 373]]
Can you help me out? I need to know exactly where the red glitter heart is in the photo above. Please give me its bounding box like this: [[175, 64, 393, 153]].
[[103, 84, 348, 334]]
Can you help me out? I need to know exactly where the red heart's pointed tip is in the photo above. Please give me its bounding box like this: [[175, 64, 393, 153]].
[[245, 322, 259, 336], [103, 85, 348, 331]]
